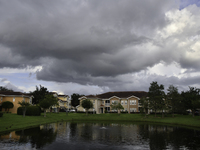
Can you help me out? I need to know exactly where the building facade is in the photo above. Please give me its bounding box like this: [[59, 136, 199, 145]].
[[50, 92, 70, 112], [57, 94, 71, 111], [77, 91, 148, 114], [0, 92, 33, 113]]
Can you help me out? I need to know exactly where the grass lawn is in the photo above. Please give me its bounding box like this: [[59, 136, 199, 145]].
[[0, 112, 200, 133]]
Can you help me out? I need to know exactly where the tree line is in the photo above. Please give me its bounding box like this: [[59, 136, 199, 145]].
[[0, 85, 82, 115], [1, 82, 200, 117], [140, 81, 200, 118]]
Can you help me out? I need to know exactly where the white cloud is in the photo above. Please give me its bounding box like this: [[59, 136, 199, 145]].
[[0, 66, 42, 74]]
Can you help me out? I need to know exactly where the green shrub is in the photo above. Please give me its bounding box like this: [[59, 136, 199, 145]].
[[17, 106, 41, 116], [121, 111, 128, 114], [27, 106, 41, 116], [2, 101, 14, 112], [0, 112, 3, 117]]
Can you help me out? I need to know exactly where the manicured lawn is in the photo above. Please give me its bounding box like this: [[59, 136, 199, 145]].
[[0, 112, 200, 133]]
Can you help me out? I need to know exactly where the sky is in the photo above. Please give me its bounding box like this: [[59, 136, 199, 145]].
[[0, 0, 200, 96]]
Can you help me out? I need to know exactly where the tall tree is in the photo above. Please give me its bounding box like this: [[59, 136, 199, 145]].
[[81, 99, 93, 115], [110, 102, 124, 115], [167, 85, 181, 117], [71, 93, 83, 108], [148, 81, 165, 117], [0, 86, 13, 92], [182, 87, 200, 117], [30, 85, 49, 104], [18, 101, 30, 117], [39, 95, 58, 117], [139, 97, 149, 118]]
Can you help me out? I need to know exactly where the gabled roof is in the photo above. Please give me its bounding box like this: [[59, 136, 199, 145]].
[[96, 91, 148, 99], [79, 95, 98, 100], [85, 95, 98, 98]]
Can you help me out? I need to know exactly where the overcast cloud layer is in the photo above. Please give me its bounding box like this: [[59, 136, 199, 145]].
[[0, 0, 200, 95]]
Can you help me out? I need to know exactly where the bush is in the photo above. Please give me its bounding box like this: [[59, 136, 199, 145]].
[[108, 111, 118, 114], [121, 111, 128, 114], [26, 106, 41, 116], [0, 112, 3, 117], [77, 111, 96, 114], [130, 112, 140, 114], [17, 106, 41, 116], [2, 101, 14, 112]]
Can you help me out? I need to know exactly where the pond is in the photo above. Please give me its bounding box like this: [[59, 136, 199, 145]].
[[0, 122, 200, 150]]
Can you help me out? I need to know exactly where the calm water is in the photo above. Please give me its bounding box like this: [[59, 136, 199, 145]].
[[0, 122, 200, 150]]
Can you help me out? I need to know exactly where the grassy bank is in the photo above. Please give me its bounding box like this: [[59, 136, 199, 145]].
[[0, 113, 200, 133]]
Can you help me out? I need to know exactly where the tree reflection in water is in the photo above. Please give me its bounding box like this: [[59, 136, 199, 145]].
[[138, 124, 200, 150], [1, 122, 200, 150], [15, 124, 57, 149]]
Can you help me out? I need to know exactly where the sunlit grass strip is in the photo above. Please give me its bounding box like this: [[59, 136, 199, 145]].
[[0, 113, 200, 133]]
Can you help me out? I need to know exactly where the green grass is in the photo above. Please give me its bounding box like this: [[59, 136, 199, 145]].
[[0, 112, 200, 133]]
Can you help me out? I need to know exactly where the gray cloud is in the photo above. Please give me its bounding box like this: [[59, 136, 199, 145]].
[[1, 78, 7, 82], [4, 83, 23, 92], [1, 0, 200, 93]]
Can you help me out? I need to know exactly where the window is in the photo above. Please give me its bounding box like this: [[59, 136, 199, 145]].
[[1, 97, 2, 102], [130, 100, 136, 105], [105, 100, 110, 104], [105, 107, 110, 111], [13, 97, 15, 102], [93, 100, 95, 104], [121, 100, 124, 105], [125, 101, 127, 105], [30, 98, 32, 104], [130, 100, 133, 105], [23, 97, 25, 102]]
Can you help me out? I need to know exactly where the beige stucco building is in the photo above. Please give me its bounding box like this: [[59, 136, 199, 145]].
[[77, 91, 147, 114], [50, 92, 70, 112], [57, 94, 70, 111], [0, 92, 33, 113]]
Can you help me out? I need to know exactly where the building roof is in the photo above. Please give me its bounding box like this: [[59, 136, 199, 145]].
[[85, 95, 98, 98], [0, 91, 32, 97], [79, 91, 148, 100], [58, 94, 69, 97], [96, 91, 148, 99]]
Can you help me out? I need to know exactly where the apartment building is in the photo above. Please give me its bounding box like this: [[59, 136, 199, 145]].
[[0, 91, 33, 113], [77, 91, 148, 114], [50, 92, 70, 112]]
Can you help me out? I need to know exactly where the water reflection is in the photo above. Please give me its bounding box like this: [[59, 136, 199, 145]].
[[16, 124, 57, 149], [0, 122, 200, 150]]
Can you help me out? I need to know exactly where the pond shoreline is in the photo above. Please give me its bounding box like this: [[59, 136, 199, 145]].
[[0, 113, 200, 134]]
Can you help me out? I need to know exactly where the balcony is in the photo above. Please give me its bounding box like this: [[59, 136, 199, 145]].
[[105, 103, 110, 106]]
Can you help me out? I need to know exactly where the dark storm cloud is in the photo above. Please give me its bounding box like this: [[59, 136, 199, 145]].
[[2, 0, 200, 91]]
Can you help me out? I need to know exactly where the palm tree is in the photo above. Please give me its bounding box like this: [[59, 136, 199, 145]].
[[18, 101, 30, 117]]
